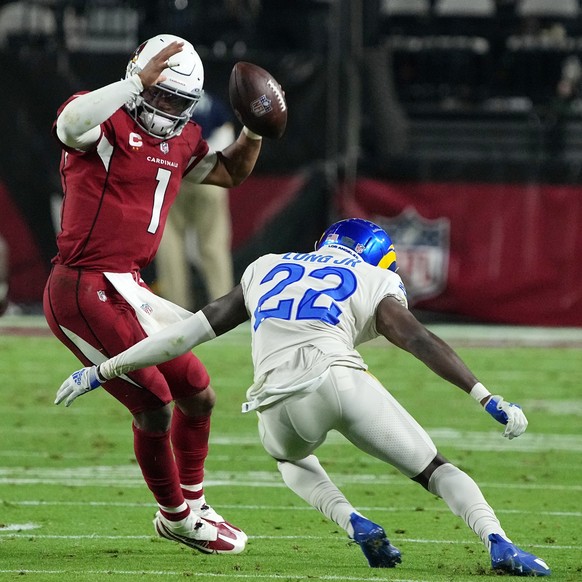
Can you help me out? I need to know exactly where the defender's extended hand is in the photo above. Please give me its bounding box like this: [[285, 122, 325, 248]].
[[55, 366, 102, 407], [485, 396, 528, 439]]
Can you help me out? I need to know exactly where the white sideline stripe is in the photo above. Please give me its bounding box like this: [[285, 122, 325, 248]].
[[4, 315, 582, 344], [0, 532, 576, 551], [0, 572, 418, 582], [9, 500, 582, 518]]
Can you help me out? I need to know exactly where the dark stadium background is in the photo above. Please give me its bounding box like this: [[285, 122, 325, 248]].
[[1, 0, 580, 325]]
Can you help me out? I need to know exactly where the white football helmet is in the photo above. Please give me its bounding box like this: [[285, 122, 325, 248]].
[[125, 34, 204, 139]]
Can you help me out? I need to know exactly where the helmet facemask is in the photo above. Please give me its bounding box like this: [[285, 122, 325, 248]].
[[124, 34, 204, 139], [132, 83, 202, 138]]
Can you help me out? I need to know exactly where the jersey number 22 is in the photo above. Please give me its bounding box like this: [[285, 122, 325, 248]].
[[254, 263, 356, 330]]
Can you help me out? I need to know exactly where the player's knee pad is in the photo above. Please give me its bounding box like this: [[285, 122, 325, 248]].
[[175, 385, 216, 416], [133, 403, 173, 432]]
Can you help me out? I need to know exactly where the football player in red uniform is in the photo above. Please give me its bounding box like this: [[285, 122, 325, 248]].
[[43, 34, 265, 554]]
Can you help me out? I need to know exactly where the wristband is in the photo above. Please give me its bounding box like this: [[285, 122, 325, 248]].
[[470, 382, 491, 404], [95, 365, 107, 384], [243, 126, 262, 140]]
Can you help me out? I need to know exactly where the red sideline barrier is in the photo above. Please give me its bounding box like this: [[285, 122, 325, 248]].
[[0, 182, 48, 304], [343, 180, 582, 326], [229, 174, 307, 248]]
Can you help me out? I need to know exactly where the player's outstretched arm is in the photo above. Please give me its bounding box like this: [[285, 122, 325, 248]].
[[201, 285, 249, 336], [202, 129, 262, 188], [55, 286, 249, 407], [375, 296, 528, 439]]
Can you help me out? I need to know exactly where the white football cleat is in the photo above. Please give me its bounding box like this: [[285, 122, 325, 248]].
[[188, 501, 248, 543], [153, 511, 246, 554]]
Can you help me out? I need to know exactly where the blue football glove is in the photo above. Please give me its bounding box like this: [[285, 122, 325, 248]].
[[485, 396, 528, 439], [55, 365, 103, 407]]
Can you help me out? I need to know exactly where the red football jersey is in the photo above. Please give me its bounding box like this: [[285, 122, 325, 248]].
[[52, 95, 210, 272]]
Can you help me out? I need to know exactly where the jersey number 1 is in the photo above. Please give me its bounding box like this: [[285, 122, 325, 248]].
[[147, 168, 171, 234]]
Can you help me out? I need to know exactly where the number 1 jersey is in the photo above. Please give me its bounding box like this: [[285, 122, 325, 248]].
[[52, 95, 212, 272]]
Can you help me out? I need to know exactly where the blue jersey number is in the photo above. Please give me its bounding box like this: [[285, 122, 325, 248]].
[[253, 263, 357, 330]]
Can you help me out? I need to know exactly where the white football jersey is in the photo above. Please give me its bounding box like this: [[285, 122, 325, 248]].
[[240, 247, 408, 411]]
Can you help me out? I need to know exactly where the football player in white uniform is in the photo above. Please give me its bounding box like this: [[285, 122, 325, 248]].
[[56, 218, 551, 576]]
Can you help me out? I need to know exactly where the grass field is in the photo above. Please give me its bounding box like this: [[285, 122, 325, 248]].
[[1, 318, 581, 581]]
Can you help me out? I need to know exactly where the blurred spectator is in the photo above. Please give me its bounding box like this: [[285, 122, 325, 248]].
[[547, 54, 581, 157], [155, 93, 236, 310], [556, 54, 582, 102]]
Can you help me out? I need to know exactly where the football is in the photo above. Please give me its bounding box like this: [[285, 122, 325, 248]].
[[228, 61, 287, 139]]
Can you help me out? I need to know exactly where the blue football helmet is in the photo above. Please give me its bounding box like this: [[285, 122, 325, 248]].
[[316, 218, 398, 272]]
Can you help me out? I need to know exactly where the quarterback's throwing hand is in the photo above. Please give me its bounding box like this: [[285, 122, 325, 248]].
[[55, 366, 102, 407], [485, 396, 528, 439]]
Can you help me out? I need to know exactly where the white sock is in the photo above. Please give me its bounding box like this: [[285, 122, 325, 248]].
[[181, 483, 205, 510], [428, 463, 510, 550], [157, 502, 192, 529], [278, 455, 357, 536]]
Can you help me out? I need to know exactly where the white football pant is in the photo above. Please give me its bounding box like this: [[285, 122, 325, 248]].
[[257, 365, 437, 476]]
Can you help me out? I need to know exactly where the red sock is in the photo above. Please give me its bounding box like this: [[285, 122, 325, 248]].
[[171, 406, 210, 498], [132, 423, 187, 516]]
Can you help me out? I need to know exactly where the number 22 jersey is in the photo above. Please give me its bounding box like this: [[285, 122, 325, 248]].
[[241, 247, 408, 388]]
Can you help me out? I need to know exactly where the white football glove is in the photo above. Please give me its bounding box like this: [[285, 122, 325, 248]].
[[55, 365, 103, 407], [484, 395, 528, 439]]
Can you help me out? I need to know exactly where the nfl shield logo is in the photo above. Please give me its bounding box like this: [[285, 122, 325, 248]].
[[160, 141, 169, 154], [251, 94, 273, 117], [375, 207, 450, 304]]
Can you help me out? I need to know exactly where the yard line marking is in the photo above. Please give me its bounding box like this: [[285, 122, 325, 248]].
[[0, 450, 271, 463], [0, 571, 420, 582], [1, 467, 581, 491], [0, 533, 576, 551], [0, 523, 40, 531], [9, 500, 582, 518], [0, 477, 581, 492], [1, 429, 581, 452]]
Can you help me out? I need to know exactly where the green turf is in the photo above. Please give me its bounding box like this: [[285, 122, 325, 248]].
[[0, 328, 581, 581]]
